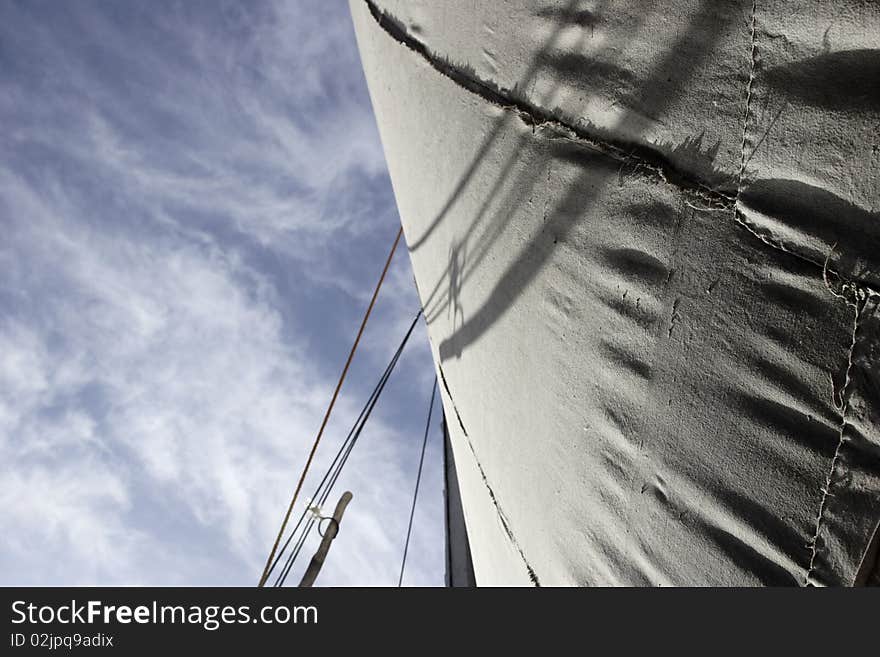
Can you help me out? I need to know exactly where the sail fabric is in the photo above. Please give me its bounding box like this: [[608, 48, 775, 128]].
[[350, 0, 880, 585]]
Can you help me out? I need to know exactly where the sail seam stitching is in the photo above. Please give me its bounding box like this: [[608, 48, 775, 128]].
[[736, 0, 759, 198], [362, 0, 732, 208], [804, 295, 865, 585]]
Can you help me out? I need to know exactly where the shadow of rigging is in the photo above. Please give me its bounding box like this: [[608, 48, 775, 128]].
[[418, 0, 626, 326], [391, 0, 737, 361]]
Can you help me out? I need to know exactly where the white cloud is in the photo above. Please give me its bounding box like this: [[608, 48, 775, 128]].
[[0, 0, 444, 586]]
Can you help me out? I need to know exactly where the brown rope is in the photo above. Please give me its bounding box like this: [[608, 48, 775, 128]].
[[258, 226, 404, 587]]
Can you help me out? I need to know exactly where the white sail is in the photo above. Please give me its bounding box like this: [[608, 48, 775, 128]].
[[350, 0, 880, 586]]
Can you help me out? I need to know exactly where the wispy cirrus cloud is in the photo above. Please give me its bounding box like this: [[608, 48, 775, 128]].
[[0, 0, 443, 586]]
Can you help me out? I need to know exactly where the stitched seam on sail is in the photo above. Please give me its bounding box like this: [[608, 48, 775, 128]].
[[805, 296, 865, 585]]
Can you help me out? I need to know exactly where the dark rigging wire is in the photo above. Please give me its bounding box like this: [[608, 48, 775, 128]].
[[268, 367, 389, 585], [271, 311, 420, 586], [259, 226, 404, 587], [268, 310, 423, 587], [398, 376, 437, 587], [270, 362, 389, 586]]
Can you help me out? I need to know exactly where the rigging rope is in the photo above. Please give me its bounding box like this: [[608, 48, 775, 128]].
[[274, 312, 420, 587], [270, 310, 423, 587], [398, 376, 437, 587], [269, 358, 394, 585], [258, 226, 404, 587]]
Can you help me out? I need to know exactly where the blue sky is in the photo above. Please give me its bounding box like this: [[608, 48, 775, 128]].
[[0, 0, 443, 586]]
